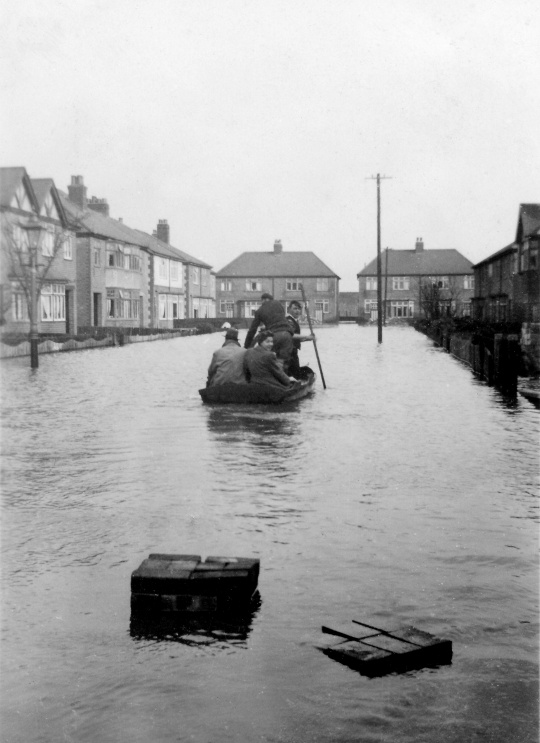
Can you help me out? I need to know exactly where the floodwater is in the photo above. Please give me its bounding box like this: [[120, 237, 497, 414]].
[[1, 324, 538, 743]]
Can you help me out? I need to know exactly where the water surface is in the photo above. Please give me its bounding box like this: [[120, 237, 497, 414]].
[[1, 325, 538, 742]]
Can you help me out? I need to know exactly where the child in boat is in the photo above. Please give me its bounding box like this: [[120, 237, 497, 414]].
[[243, 331, 296, 389]]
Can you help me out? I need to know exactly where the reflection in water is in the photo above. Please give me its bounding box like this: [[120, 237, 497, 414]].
[[129, 592, 261, 649]]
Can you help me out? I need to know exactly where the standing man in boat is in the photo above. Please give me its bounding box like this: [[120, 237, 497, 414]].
[[207, 328, 247, 387], [244, 293, 294, 372], [286, 300, 316, 378]]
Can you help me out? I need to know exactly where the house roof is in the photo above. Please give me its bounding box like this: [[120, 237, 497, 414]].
[[516, 203, 540, 242], [31, 178, 68, 225], [357, 248, 473, 277], [0, 167, 39, 212], [59, 191, 211, 267], [472, 243, 515, 269], [217, 251, 340, 279], [132, 229, 211, 268]]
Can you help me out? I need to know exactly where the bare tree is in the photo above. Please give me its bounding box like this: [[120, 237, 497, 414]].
[[0, 212, 74, 325], [419, 275, 465, 320]]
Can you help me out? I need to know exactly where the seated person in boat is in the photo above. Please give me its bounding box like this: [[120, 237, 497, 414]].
[[244, 293, 294, 373], [286, 300, 315, 378], [244, 331, 296, 389], [207, 328, 247, 387]]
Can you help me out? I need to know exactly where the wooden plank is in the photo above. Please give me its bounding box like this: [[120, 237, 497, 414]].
[[320, 623, 452, 677]]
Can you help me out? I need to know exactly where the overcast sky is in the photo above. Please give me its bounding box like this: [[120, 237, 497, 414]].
[[1, 0, 538, 289]]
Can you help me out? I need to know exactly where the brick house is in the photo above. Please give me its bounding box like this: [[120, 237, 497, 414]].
[[61, 177, 214, 329], [216, 240, 340, 322], [472, 204, 540, 323], [61, 178, 150, 330], [472, 203, 540, 374], [0, 167, 78, 334], [357, 238, 474, 321]]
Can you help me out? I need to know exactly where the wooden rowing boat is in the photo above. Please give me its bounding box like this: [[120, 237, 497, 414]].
[[199, 367, 316, 404]]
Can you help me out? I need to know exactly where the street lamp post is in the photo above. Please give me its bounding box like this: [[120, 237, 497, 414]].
[[25, 216, 44, 369]]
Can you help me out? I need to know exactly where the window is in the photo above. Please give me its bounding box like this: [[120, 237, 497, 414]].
[[316, 278, 329, 292], [130, 255, 141, 271], [108, 252, 115, 267], [392, 276, 410, 290], [63, 234, 73, 260], [286, 278, 301, 291], [93, 247, 101, 266], [42, 226, 55, 257], [462, 302, 471, 317], [220, 280, 232, 292], [220, 300, 234, 316], [41, 283, 65, 321], [244, 301, 261, 318], [530, 243, 538, 270], [11, 282, 28, 321], [13, 224, 28, 252], [315, 300, 329, 314], [488, 263, 493, 277], [391, 300, 414, 317], [364, 300, 377, 313], [170, 262, 180, 282], [463, 275, 474, 290], [245, 279, 261, 292], [365, 277, 377, 291], [158, 258, 168, 281], [107, 288, 140, 319], [192, 266, 200, 285]]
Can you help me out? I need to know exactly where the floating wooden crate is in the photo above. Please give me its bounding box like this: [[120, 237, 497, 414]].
[[320, 621, 452, 677], [131, 553, 260, 614]]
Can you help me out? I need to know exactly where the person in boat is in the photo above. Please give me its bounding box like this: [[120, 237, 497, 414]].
[[243, 331, 296, 389], [286, 300, 316, 378], [206, 328, 247, 387], [244, 293, 294, 373]]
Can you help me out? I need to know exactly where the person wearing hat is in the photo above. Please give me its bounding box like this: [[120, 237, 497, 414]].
[[243, 331, 295, 389], [206, 328, 247, 387], [286, 300, 315, 378], [244, 293, 294, 373]]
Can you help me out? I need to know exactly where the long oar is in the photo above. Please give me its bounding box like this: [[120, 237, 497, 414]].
[[352, 620, 422, 647], [299, 284, 326, 389]]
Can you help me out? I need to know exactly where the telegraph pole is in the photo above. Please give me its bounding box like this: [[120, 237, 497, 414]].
[[366, 173, 392, 343]]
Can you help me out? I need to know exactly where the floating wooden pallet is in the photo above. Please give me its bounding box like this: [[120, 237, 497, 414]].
[[320, 620, 452, 677]]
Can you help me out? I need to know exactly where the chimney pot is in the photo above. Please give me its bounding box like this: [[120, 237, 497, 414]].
[[67, 175, 87, 210], [273, 239, 283, 254], [87, 196, 110, 218], [156, 219, 170, 244]]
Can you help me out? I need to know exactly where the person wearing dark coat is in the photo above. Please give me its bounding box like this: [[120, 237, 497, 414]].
[[244, 293, 294, 372], [207, 329, 247, 387], [286, 300, 315, 378], [243, 331, 294, 389]]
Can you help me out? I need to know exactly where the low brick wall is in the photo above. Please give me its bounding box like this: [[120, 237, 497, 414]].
[[0, 328, 199, 359]]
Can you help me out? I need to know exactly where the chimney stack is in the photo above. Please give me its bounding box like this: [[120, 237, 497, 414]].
[[415, 237, 424, 252], [273, 239, 283, 254], [67, 175, 87, 210], [87, 196, 110, 218], [156, 219, 170, 244]]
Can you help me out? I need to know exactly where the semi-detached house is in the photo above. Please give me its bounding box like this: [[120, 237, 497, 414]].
[[357, 238, 474, 321], [216, 240, 340, 322], [61, 176, 214, 329], [0, 167, 77, 335]]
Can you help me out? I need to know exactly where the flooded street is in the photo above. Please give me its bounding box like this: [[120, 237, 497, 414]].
[[1, 324, 538, 743]]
